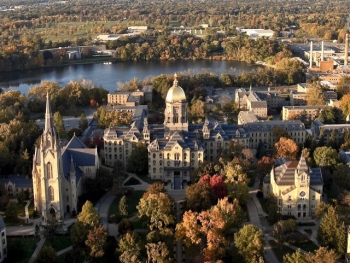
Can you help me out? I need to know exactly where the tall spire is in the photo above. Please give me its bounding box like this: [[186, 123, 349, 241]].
[[44, 92, 54, 134]]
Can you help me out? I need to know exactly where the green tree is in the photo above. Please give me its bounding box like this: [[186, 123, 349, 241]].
[[35, 246, 58, 263], [5, 201, 18, 223], [117, 231, 142, 263], [234, 224, 264, 263], [126, 142, 148, 174], [223, 163, 249, 205], [79, 112, 88, 131], [53, 111, 67, 138], [318, 206, 346, 255], [119, 196, 128, 217], [313, 146, 338, 167], [137, 192, 175, 239], [41, 218, 64, 243], [112, 177, 124, 197], [17, 190, 26, 204]]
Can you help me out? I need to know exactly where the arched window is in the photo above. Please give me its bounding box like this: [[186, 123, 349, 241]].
[[47, 163, 53, 179], [48, 186, 54, 201]]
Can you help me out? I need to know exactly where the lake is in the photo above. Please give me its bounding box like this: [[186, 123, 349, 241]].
[[0, 60, 260, 94]]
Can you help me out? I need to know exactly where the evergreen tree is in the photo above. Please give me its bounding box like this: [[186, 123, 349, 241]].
[[53, 111, 67, 138], [126, 142, 148, 174], [119, 196, 128, 217], [35, 246, 58, 263], [79, 112, 88, 131]]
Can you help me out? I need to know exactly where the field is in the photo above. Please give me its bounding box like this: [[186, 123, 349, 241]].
[[6, 236, 40, 263]]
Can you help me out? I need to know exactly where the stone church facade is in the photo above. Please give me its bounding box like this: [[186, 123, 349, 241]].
[[32, 94, 99, 219]]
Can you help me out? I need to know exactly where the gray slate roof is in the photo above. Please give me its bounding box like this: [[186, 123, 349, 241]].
[[0, 174, 33, 188]]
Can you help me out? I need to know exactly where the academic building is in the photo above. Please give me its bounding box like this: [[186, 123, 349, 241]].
[[32, 95, 99, 219], [103, 75, 249, 189], [263, 157, 323, 220]]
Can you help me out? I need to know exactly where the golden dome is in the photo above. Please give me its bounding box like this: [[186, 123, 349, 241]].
[[165, 73, 186, 103]]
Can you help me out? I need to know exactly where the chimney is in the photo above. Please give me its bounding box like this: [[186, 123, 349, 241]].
[[321, 41, 324, 61], [309, 41, 313, 68], [345, 34, 349, 67]]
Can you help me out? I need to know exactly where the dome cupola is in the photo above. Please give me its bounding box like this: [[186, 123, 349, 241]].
[[165, 73, 186, 103]]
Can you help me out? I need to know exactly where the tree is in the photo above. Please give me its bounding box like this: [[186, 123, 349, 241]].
[[41, 218, 64, 243], [5, 201, 18, 223], [145, 242, 172, 263], [126, 142, 148, 174], [53, 111, 67, 138], [85, 225, 108, 259], [185, 182, 217, 212], [272, 126, 290, 141], [306, 83, 325, 106], [176, 197, 244, 261], [273, 219, 297, 246], [223, 163, 250, 205], [257, 156, 274, 176], [199, 174, 228, 199], [318, 206, 346, 255], [189, 99, 206, 123], [79, 112, 88, 131], [313, 146, 338, 167], [119, 196, 128, 217], [112, 177, 124, 197], [337, 76, 350, 97], [117, 232, 142, 263], [143, 182, 165, 199], [234, 225, 264, 263], [274, 137, 298, 160], [118, 218, 134, 236], [305, 247, 338, 263], [283, 248, 307, 263], [78, 200, 100, 227], [137, 192, 175, 238], [339, 93, 350, 117], [17, 190, 26, 204], [96, 167, 113, 191], [35, 246, 58, 263]]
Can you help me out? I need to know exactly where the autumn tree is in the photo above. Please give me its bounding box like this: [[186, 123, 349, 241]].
[[145, 242, 172, 263], [143, 182, 165, 199], [318, 206, 346, 255], [176, 198, 244, 261], [117, 231, 142, 263], [274, 137, 298, 160], [306, 83, 325, 106], [185, 181, 217, 212], [234, 224, 264, 263], [272, 126, 290, 141], [199, 174, 228, 199], [273, 219, 297, 247], [257, 156, 274, 176], [284, 247, 338, 263], [189, 99, 206, 123], [339, 93, 350, 117], [313, 146, 338, 167], [85, 225, 108, 259], [223, 163, 249, 205]]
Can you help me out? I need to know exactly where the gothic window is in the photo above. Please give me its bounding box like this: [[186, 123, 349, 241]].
[[174, 153, 180, 160], [159, 153, 162, 158], [119, 148, 122, 152], [153, 160, 156, 165], [160, 161, 163, 166], [160, 168, 163, 174], [47, 163, 53, 179], [48, 186, 54, 201], [184, 153, 187, 159], [167, 153, 170, 159], [153, 168, 156, 173], [217, 142, 222, 148], [198, 153, 202, 158], [153, 153, 156, 158]]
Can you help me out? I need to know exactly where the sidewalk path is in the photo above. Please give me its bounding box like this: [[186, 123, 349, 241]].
[[248, 180, 279, 263], [27, 236, 46, 263], [94, 191, 116, 235]]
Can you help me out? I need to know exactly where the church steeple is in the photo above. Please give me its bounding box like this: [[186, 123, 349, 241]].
[[44, 93, 55, 135]]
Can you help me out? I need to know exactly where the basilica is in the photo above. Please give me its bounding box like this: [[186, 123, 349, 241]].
[[103, 74, 249, 189], [32, 95, 99, 219]]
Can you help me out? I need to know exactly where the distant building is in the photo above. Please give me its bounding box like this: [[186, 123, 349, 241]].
[[282, 106, 327, 121], [237, 111, 258, 125], [0, 175, 32, 198], [235, 88, 267, 118], [107, 89, 152, 106], [311, 119, 350, 146], [0, 216, 6, 262], [263, 157, 323, 221], [243, 120, 307, 149], [240, 29, 274, 39]]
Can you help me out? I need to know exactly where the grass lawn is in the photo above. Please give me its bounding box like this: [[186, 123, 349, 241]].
[[269, 240, 295, 262], [6, 236, 40, 263], [295, 241, 318, 252], [28, 201, 35, 219], [16, 202, 27, 217], [108, 190, 145, 222], [136, 173, 153, 184], [124, 177, 141, 186], [44, 235, 72, 251], [131, 217, 147, 229]]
